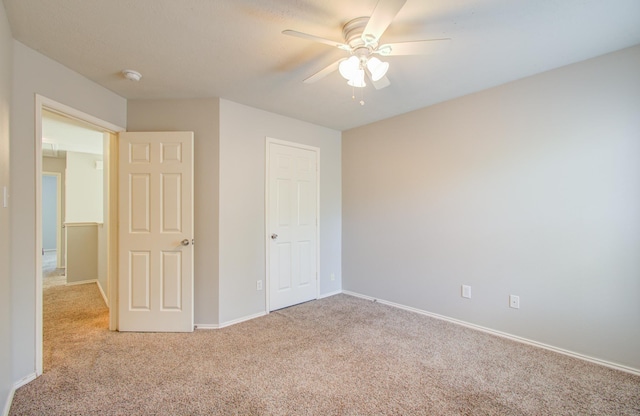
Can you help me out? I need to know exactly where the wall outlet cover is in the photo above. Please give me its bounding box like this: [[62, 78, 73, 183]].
[[462, 285, 471, 299]]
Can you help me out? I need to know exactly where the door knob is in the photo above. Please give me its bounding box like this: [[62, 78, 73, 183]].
[[181, 239, 190, 246], [271, 233, 278, 240]]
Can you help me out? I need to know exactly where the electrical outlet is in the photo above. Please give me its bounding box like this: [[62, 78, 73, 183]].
[[330, 273, 335, 281], [462, 285, 471, 299], [509, 294, 520, 309], [256, 280, 263, 291]]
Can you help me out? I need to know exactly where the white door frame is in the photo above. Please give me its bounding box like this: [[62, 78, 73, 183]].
[[264, 137, 320, 312], [34, 94, 124, 376], [41, 171, 62, 267]]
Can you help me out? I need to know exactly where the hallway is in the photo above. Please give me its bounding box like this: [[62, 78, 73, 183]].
[[42, 250, 65, 288]]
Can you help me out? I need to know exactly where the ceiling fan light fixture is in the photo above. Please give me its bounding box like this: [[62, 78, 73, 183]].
[[339, 56, 360, 80], [347, 69, 366, 88], [367, 57, 389, 81]]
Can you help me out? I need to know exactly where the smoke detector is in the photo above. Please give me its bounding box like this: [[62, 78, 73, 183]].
[[122, 69, 142, 82]]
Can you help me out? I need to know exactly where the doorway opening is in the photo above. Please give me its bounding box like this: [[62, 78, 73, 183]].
[[41, 171, 64, 288], [42, 109, 105, 291], [34, 95, 124, 376]]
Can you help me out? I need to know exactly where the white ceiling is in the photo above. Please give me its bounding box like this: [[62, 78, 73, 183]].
[[4, 0, 640, 131]]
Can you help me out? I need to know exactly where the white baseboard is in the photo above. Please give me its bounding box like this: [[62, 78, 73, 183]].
[[65, 279, 97, 286], [13, 373, 37, 390], [194, 324, 218, 330], [318, 290, 342, 299], [4, 372, 38, 415], [96, 281, 108, 307], [195, 293, 340, 330], [2, 386, 15, 416], [342, 290, 640, 377], [195, 311, 268, 330]]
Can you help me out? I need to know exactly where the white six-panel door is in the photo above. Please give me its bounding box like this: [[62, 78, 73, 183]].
[[267, 140, 319, 311], [118, 132, 194, 332]]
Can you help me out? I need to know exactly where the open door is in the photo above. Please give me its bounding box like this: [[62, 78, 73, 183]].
[[118, 131, 194, 332]]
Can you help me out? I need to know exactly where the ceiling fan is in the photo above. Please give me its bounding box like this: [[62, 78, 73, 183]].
[[283, 0, 450, 90]]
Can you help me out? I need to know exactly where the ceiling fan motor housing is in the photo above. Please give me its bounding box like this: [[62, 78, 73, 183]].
[[343, 17, 378, 51]]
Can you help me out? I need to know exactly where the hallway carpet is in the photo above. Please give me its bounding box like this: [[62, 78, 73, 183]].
[[42, 250, 65, 288]]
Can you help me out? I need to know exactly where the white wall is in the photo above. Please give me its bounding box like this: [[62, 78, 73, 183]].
[[10, 40, 126, 383], [65, 151, 103, 223], [0, 2, 12, 413], [342, 45, 640, 371], [127, 98, 221, 325], [219, 99, 342, 324]]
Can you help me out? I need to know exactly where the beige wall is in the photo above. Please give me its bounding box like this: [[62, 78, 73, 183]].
[[219, 99, 342, 324], [0, 2, 12, 412], [10, 40, 126, 382], [43, 156, 66, 265], [65, 223, 98, 283], [65, 151, 103, 223], [127, 98, 220, 325], [342, 45, 640, 371]]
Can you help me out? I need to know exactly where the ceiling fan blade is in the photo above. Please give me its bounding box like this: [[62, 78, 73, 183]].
[[364, 67, 391, 89], [362, 0, 407, 44], [371, 75, 391, 90], [282, 30, 351, 51], [376, 38, 451, 56], [303, 59, 344, 84]]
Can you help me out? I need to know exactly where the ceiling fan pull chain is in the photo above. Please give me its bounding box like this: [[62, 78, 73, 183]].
[[350, 84, 365, 106]]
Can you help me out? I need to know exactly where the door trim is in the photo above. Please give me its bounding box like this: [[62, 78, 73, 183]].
[[264, 137, 320, 313], [34, 94, 124, 376]]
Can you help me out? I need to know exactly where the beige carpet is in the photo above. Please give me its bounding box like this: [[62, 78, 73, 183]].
[[42, 250, 66, 288], [10, 284, 640, 415]]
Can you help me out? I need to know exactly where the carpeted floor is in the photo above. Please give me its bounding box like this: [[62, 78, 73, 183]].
[[42, 250, 66, 288], [9, 284, 640, 415]]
